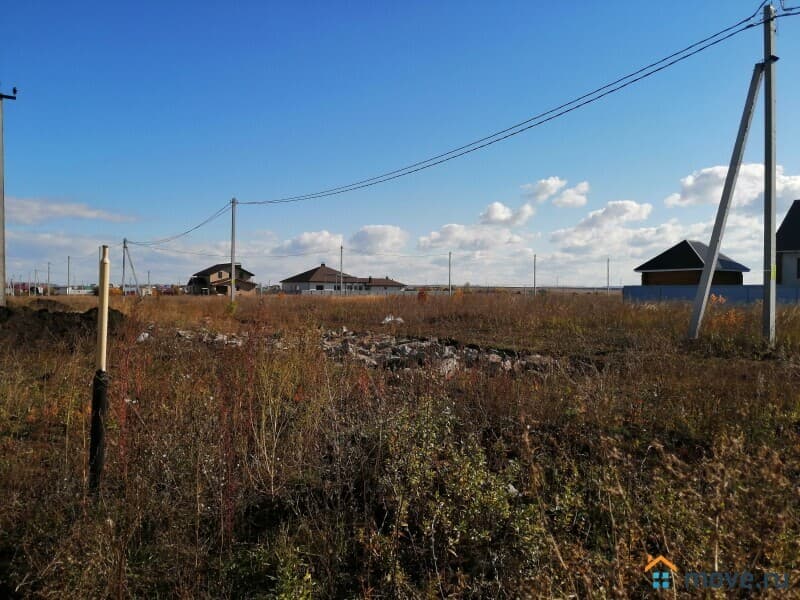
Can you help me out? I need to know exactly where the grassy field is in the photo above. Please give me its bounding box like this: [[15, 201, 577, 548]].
[[1, 293, 799, 598]]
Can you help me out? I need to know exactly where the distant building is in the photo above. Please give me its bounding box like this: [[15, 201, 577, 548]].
[[187, 263, 257, 295], [280, 263, 404, 294], [777, 199, 800, 287], [634, 240, 749, 285]]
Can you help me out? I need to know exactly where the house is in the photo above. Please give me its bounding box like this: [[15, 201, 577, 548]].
[[187, 263, 257, 295], [777, 199, 800, 286], [280, 263, 404, 294], [634, 240, 749, 285]]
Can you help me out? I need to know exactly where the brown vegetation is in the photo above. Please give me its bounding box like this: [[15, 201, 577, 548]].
[[1, 293, 799, 598]]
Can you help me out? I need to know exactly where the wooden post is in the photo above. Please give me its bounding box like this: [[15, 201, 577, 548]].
[[89, 245, 110, 494]]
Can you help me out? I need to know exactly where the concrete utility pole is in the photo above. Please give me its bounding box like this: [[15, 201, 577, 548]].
[[230, 198, 237, 302], [47, 262, 50, 295], [121, 238, 127, 299], [448, 251, 452, 296], [763, 4, 777, 345], [0, 85, 17, 307], [606, 257, 610, 295], [340, 245, 344, 295], [533, 254, 537, 296], [147, 270, 151, 295], [67, 256, 71, 295], [688, 62, 763, 339]]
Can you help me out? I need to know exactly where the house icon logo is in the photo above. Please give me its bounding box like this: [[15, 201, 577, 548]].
[[645, 555, 678, 590]]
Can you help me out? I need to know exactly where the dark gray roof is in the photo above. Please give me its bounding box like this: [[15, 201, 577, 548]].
[[634, 240, 749, 273], [281, 263, 404, 286], [777, 200, 800, 252], [193, 263, 254, 277]]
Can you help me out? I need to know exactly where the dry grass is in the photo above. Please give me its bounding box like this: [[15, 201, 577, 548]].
[[1, 293, 799, 598]]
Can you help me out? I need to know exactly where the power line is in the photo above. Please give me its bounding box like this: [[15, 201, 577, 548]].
[[128, 202, 231, 246], [240, 3, 772, 207]]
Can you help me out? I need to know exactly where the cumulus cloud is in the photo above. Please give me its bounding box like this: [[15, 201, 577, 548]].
[[7, 197, 134, 225], [664, 163, 800, 208], [575, 200, 652, 229], [552, 181, 590, 207], [349, 225, 409, 253], [418, 224, 523, 251], [273, 230, 343, 254], [520, 176, 567, 202], [479, 201, 535, 226]]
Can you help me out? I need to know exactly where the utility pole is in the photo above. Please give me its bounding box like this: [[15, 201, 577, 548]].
[[147, 270, 151, 295], [0, 85, 17, 307], [122, 238, 127, 299], [47, 262, 51, 296], [230, 198, 237, 303], [763, 3, 777, 345], [34, 268, 38, 295], [533, 254, 537, 297], [67, 256, 71, 295], [340, 245, 344, 296], [448, 251, 452, 296], [688, 62, 763, 339]]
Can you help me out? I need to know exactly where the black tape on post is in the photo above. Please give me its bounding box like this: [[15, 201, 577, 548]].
[[89, 369, 109, 494]]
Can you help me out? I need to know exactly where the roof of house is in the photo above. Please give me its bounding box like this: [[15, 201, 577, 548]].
[[634, 240, 749, 273], [280, 263, 404, 286], [193, 263, 254, 277], [777, 199, 800, 252]]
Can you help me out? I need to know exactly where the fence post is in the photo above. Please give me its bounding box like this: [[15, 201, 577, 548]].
[[89, 245, 110, 494]]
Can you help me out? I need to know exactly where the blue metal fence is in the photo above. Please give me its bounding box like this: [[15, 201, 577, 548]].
[[622, 285, 800, 304]]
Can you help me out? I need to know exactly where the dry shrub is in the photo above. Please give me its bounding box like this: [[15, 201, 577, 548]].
[[0, 294, 798, 598]]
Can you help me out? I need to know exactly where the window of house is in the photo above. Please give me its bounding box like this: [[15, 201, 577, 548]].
[[218, 271, 223, 279], [316, 285, 324, 291]]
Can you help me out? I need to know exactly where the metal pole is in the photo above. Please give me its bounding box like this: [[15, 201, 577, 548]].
[[89, 245, 110, 494], [448, 251, 452, 296], [533, 254, 537, 296], [340, 245, 343, 296], [689, 63, 763, 339], [230, 198, 237, 302], [763, 4, 777, 345], [67, 256, 71, 295], [121, 238, 127, 299]]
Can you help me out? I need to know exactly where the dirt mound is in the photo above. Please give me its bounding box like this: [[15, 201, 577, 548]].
[[0, 306, 125, 344], [28, 298, 70, 312]]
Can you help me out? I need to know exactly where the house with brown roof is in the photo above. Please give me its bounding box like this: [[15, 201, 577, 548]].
[[280, 263, 404, 294], [187, 263, 257, 296]]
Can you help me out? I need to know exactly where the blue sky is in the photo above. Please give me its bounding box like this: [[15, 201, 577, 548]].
[[2, 1, 799, 287]]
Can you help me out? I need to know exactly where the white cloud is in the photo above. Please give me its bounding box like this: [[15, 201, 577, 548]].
[[521, 176, 567, 202], [349, 225, 409, 253], [664, 163, 800, 209], [8, 197, 134, 225], [418, 223, 523, 251], [479, 201, 535, 226], [552, 181, 590, 207], [273, 230, 343, 254], [575, 200, 652, 230]]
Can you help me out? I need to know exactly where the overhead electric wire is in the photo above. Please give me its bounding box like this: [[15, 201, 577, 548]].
[[241, 3, 772, 206], [128, 202, 231, 246]]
